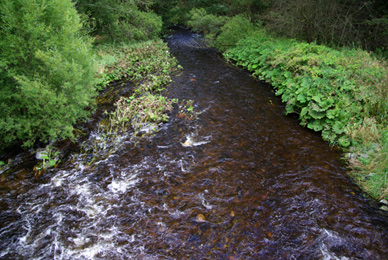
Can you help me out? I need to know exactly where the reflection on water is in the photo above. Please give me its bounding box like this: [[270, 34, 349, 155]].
[[1, 27, 388, 259]]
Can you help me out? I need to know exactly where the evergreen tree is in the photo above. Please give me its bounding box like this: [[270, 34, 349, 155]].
[[0, 0, 96, 147]]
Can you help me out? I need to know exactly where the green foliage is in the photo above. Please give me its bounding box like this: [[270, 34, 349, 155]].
[[100, 39, 181, 134], [225, 31, 388, 148], [77, 0, 162, 42], [108, 94, 176, 133], [345, 119, 388, 199], [187, 8, 228, 36], [177, 99, 199, 120], [151, 0, 188, 26], [0, 0, 96, 148], [120, 9, 163, 41], [229, 0, 264, 17], [374, 46, 388, 61], [260, 0, 388, 51], [33, 145, 61, 177], [224, 28, 388, 199], [39, 145, 61, 167], [155, 0, 388, 51], [153, 0, 266, 23], [215, 15, 256, 51], [95, 40, 180, 88]]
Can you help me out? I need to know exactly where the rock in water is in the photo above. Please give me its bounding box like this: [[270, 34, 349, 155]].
[[196, 214, 206, 222]]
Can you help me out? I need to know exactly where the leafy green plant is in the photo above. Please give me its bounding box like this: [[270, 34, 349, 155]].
[[34, 145, 61, 177], [95, 40, 180, 89], [76, 0, 162, 42], [107, 94, 176, 133], [0, 0, 96, 148], [215, 14, 256, 51], [40, 151, 61, 168], [187, 8, 228, 37], [224, 27, 388, 199], [225, 31, 388, 148], [177, 99, 198, 120]]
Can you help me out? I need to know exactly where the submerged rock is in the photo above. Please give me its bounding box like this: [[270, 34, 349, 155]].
[[379, 199, 388, 211], [196, 214, 206, 223]]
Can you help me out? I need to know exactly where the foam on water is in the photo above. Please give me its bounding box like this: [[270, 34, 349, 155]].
[[198, 193, 213, 210], [181, 133, 211, 147], [108, 175, 139, 194], [318, 229, 351, 260], [0, 145, 154, 259]]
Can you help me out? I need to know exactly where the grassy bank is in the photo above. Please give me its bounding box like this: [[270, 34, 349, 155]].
[[224, 30, 388, 200]]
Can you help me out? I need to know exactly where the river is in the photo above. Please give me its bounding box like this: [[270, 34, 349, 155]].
[[1, 27, 387, 259]]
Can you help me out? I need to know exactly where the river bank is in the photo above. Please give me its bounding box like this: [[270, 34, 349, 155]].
[[222, 30, 388, 203], [185, 9, 388, 203]]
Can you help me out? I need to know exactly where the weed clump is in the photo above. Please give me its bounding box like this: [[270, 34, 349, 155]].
[[95, 40, 181, 89], [96, 40, 181, 136]]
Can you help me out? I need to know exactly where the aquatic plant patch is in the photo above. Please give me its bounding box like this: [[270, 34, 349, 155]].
[[107, 94, 177, 133], [95, 39, 181, 89], [98, 39, 183, 136]]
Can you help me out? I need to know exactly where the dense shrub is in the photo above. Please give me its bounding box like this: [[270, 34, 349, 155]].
[[215, 15, 256, 51], [129, 10, 162, 41], [187, 8, 228, 36], [153, 0, 265, 20], [0, 0, 96, 148], [77, 0, 162, 42], [261, 0, 388, 50], [109, 8, 162, 42]]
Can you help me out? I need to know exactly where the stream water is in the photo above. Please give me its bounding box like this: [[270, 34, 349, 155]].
[[1, 28, 388, 259]]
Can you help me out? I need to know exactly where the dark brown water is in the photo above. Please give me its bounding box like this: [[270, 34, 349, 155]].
[[1, 28, 388, 259]]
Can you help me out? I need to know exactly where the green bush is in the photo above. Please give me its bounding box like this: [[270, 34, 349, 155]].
[[215, 15, 256, 51], [77, 0, 162, 42], [0, 0, 96, 148], [127, 10, 162, 41], [187, 8, 228, 36], [112, 8, 162, 42], [152, 0, 189, 26]]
